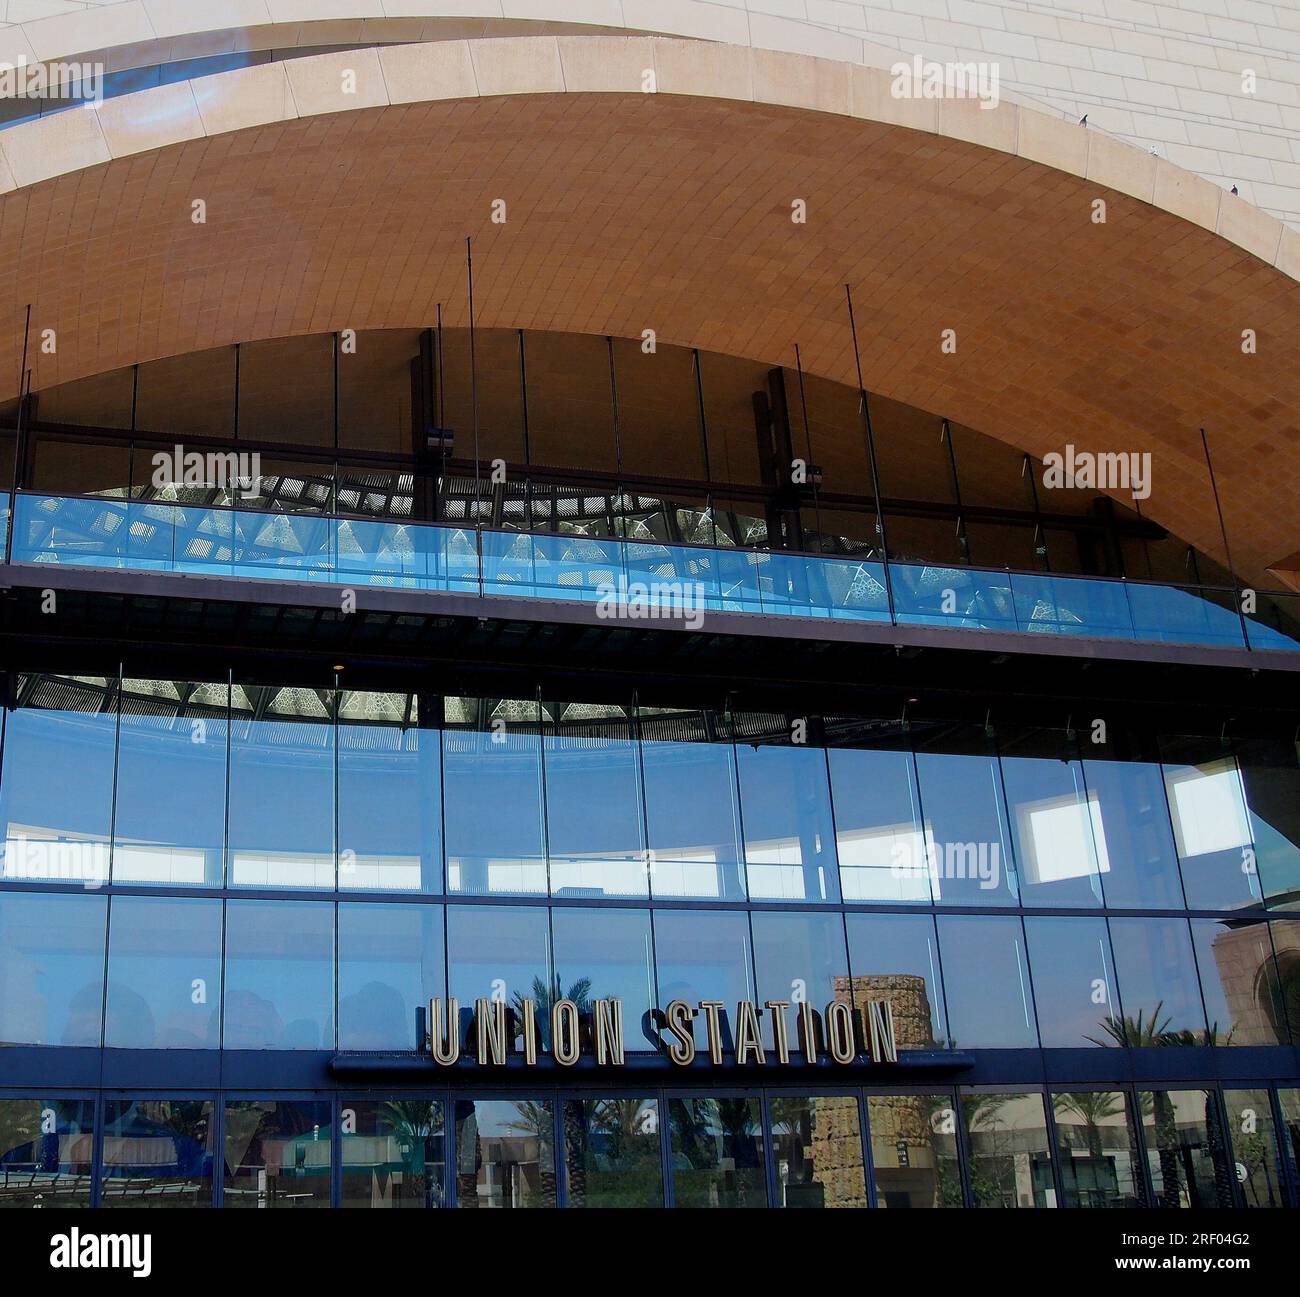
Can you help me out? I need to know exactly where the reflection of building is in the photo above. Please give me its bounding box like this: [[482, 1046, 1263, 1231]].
[[1212, 923, 1286, 1047]]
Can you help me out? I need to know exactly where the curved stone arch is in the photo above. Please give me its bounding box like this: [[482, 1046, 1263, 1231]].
[[0, 36, 1297, 579]]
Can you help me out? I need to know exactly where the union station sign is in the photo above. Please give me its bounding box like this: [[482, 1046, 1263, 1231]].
[[425, 997, 898, 1069]]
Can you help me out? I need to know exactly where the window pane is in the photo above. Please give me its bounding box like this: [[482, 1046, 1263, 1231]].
[[545, 701, 647, 898], [1161, 738, 1262, 911], [1271, 919, 1300, 1045], [1052, 1091, 1145, 1208], [1024, 916, 1119, 1048], [1236, 738, 1300, 911], [551, 907, 655, 1054], [845, 913, 948, 1048], [101, 1099, 215, 1207], [1082, 736, 1184, 909], [913, 726, 1017, 904], [223, 1099, 332, 1208], [1107, 918, 1206, 1044], [522, 331, 615, 473], [0, 891, 105, 1046], [446, 905, 549, 1054], [1000, 730, 1104, 908], [341, 1099, 444, 1208], [105, 896, 222, 1048], [223, 900, 333, 1049], [454, 1098, 556, 1208], [338, 903, 444, 1052], [338, 691, 440, 892], [1189, 917, 1284, 1047], [113, 678, 227, 885], [237, 334, 333, 447], [936, 916, 1037, 1049], [639, 706, 744, 900], [751, 911, 849, 1056], [1278, 1089, 1300, 1196], [961, 1090, 1055, 1208], [0, 674, 115, 885], [1222, 1089, 1287, 1208], [770, 1095, 866, 1207], [0, 1098, 95, 1207], [826, 724, 930, 902], [443, 697, 546, 896], [653, 909, 754, 1054], [563, 1097, 662, 1207], [867, 1093, 963, 1208], [668, 1097, 766, 1208], [1138, 1089, 1235, 1208], [228, 684, 334, 889], [735, 717, 839, 902]]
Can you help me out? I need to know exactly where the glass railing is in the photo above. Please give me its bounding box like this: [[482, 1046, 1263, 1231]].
[[8, 493, 1298, 653]]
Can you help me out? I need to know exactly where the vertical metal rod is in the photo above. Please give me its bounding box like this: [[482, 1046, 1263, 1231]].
[[6, 304, 31, 564], [941, 418, 970, 562], [232, 342, 241, 441], [844, 283, 895, 621], [128, 363, 138, 497], [1023, 452, 1052, 573], [692, 349, 717, 547], [332, 331, 340, 452], [467, 237, 481, 534], [1201, 427, 1249, 649]]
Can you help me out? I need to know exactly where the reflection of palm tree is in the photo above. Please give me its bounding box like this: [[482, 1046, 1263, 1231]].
[[960, 1093, 1012, 1207], [376, 1099, 442, 1205], [1054, 1091, 1128, 1205], [512, 976, 591, 1204]]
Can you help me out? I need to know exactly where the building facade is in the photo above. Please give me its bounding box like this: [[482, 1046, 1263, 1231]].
[[0, 1, 1296, 1210]]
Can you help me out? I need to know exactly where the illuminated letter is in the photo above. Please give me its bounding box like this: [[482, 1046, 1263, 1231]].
[[475, 998, 507, 1065], [594, 999, 624, 1066], [698, 1000, 726, 1065], [664, 1000, 696, 1065], [765, 1002, 792, 1064], [429, 997, 460, 1066], [867, 1000, 898, 1063], [825, 1002, 856, 1063], [735, 1000, 766, 1065], [553, 999, 581, 1065], [519, 998, 538, 1065]]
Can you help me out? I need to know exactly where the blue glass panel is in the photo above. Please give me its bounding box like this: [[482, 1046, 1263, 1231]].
[[223, 899, 334, 1050], [1023, 915, 1119, 1048], [0, 890, 106, 1046], [639, 707, 745, 901], [936, 915, 1037, 1049], [735, 727, 839, 903], [1011, 572, 1133, 638], [104, 895, 222, 1048], [551, 907, 657, 1053], [750, 910, 849, 1054], [1107, 916, 1206, 1043], [1188, 917, 1284, 1047], [1160, 736, 1262, 911], [844, 912, 948, 1048], [338, 691, 440, 892], [445, 905, 550, 1052], [443, 697, 547, 896], [891, 562, 1016, 631], [1246, 591, 1300, 652], [113, 679, 227, 886], [1000, 730, 1104, 908], [227, 684, 334, 889], [1127, 581, 1243, 646], [913, 727, 1019, 905], [101, 1098, 215, 1207], [545, 702, 646, 898], [0, 1098, 95, 1206], [0, 674, 115, 886], [337, 902, 444, 1051], [653, 909, 754, 1054]]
